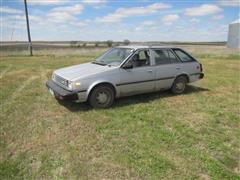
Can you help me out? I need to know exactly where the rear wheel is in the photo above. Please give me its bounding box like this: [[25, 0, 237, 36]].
[[88, 85, 114, 108], [171, 76, 187, 94]]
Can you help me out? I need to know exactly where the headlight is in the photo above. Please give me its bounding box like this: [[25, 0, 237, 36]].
[[75, 82, 81, 87], [68, 81, 81, 89]]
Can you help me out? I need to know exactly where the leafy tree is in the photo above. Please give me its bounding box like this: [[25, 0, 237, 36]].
[[123, 39, 130, 45], [95, 41, 99, 47], [106, 40, 113, 47], [70, 41, 77, 47]]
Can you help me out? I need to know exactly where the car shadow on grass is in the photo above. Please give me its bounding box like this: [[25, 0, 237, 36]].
[[112, 85, 209, 108], [57, 85, 209, 112]]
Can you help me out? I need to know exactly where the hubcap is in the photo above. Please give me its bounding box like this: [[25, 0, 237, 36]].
[[96, 92, 108, 104], [176, 82, 184, 91]]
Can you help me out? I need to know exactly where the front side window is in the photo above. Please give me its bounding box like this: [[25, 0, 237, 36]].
[[95, 48, 133, 66], [173, 49, 194, 62], [129, 50, 150, 67]]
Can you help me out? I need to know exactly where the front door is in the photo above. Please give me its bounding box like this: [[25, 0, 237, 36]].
[[117, 49, 155, 96]]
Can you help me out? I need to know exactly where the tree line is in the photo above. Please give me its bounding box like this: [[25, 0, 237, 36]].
[[70, 39, 130, 47]]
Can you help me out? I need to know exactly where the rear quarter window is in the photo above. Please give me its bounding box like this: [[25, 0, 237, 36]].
[[173, 49, 195, 62], [168, 50, 180, 63]]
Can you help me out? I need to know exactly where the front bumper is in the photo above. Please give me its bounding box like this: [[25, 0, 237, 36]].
[[46, 80, 86, 101]]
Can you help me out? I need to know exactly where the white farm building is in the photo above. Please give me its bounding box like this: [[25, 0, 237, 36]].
[[227, 19, 240, 48]]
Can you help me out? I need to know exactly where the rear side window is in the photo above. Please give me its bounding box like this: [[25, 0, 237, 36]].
[[173, 49, 195, 62], [152, 49, 180, 65]]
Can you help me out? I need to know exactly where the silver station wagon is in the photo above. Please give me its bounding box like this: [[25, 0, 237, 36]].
[[46, 46, 204, 108]]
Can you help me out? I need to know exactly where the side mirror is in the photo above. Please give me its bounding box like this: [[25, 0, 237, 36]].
[[122, 63, 133, 69]]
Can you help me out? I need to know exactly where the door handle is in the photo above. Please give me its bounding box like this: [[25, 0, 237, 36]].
[[176, 67, 181, 70], [147, 70, 153, 73]]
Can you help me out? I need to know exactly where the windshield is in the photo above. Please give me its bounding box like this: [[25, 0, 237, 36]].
[[94, 48, 133, 66]]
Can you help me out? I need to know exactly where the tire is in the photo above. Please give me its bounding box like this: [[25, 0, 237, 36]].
[[88, 85, 114, 108], [171, 76, 187, 94]]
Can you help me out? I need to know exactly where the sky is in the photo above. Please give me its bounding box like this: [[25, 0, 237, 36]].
[[0, 0, 239, 42]]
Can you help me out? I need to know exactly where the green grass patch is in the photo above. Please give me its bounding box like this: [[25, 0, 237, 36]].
[[0, 48, 239, 179]]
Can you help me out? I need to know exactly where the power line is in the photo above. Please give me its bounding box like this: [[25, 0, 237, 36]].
[[24, 0, 33, 56]]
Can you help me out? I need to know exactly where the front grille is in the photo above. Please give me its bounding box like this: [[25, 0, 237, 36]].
[[54, 74, 68, 87]]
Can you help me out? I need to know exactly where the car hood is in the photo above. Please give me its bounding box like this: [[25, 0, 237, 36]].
[[54, 62, 114, 81]]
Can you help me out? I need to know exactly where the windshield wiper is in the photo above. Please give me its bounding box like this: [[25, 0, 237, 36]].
[[91, 61, 106, 66]]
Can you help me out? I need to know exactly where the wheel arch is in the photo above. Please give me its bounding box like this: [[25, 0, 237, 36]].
[[87, 81, 117, 99], [174, 73, 190, 83]]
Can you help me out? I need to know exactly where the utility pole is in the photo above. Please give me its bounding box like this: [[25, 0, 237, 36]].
[[24, 0, 33, 56]]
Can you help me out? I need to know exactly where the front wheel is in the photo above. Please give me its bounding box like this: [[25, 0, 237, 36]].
[[171, 76, 187, 94], [88, 85, 114, 108]]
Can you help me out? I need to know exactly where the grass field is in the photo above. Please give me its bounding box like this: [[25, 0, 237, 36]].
[[0, 46, 240, 179]]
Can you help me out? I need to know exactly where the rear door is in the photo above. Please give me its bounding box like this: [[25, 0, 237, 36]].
[[151, 48, 181, 90]]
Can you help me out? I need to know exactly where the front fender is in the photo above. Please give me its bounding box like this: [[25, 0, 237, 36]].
[[86, 79, 119, 98]]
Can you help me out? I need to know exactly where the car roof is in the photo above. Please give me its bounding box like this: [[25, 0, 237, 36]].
[[117, 45, 177, 50]]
